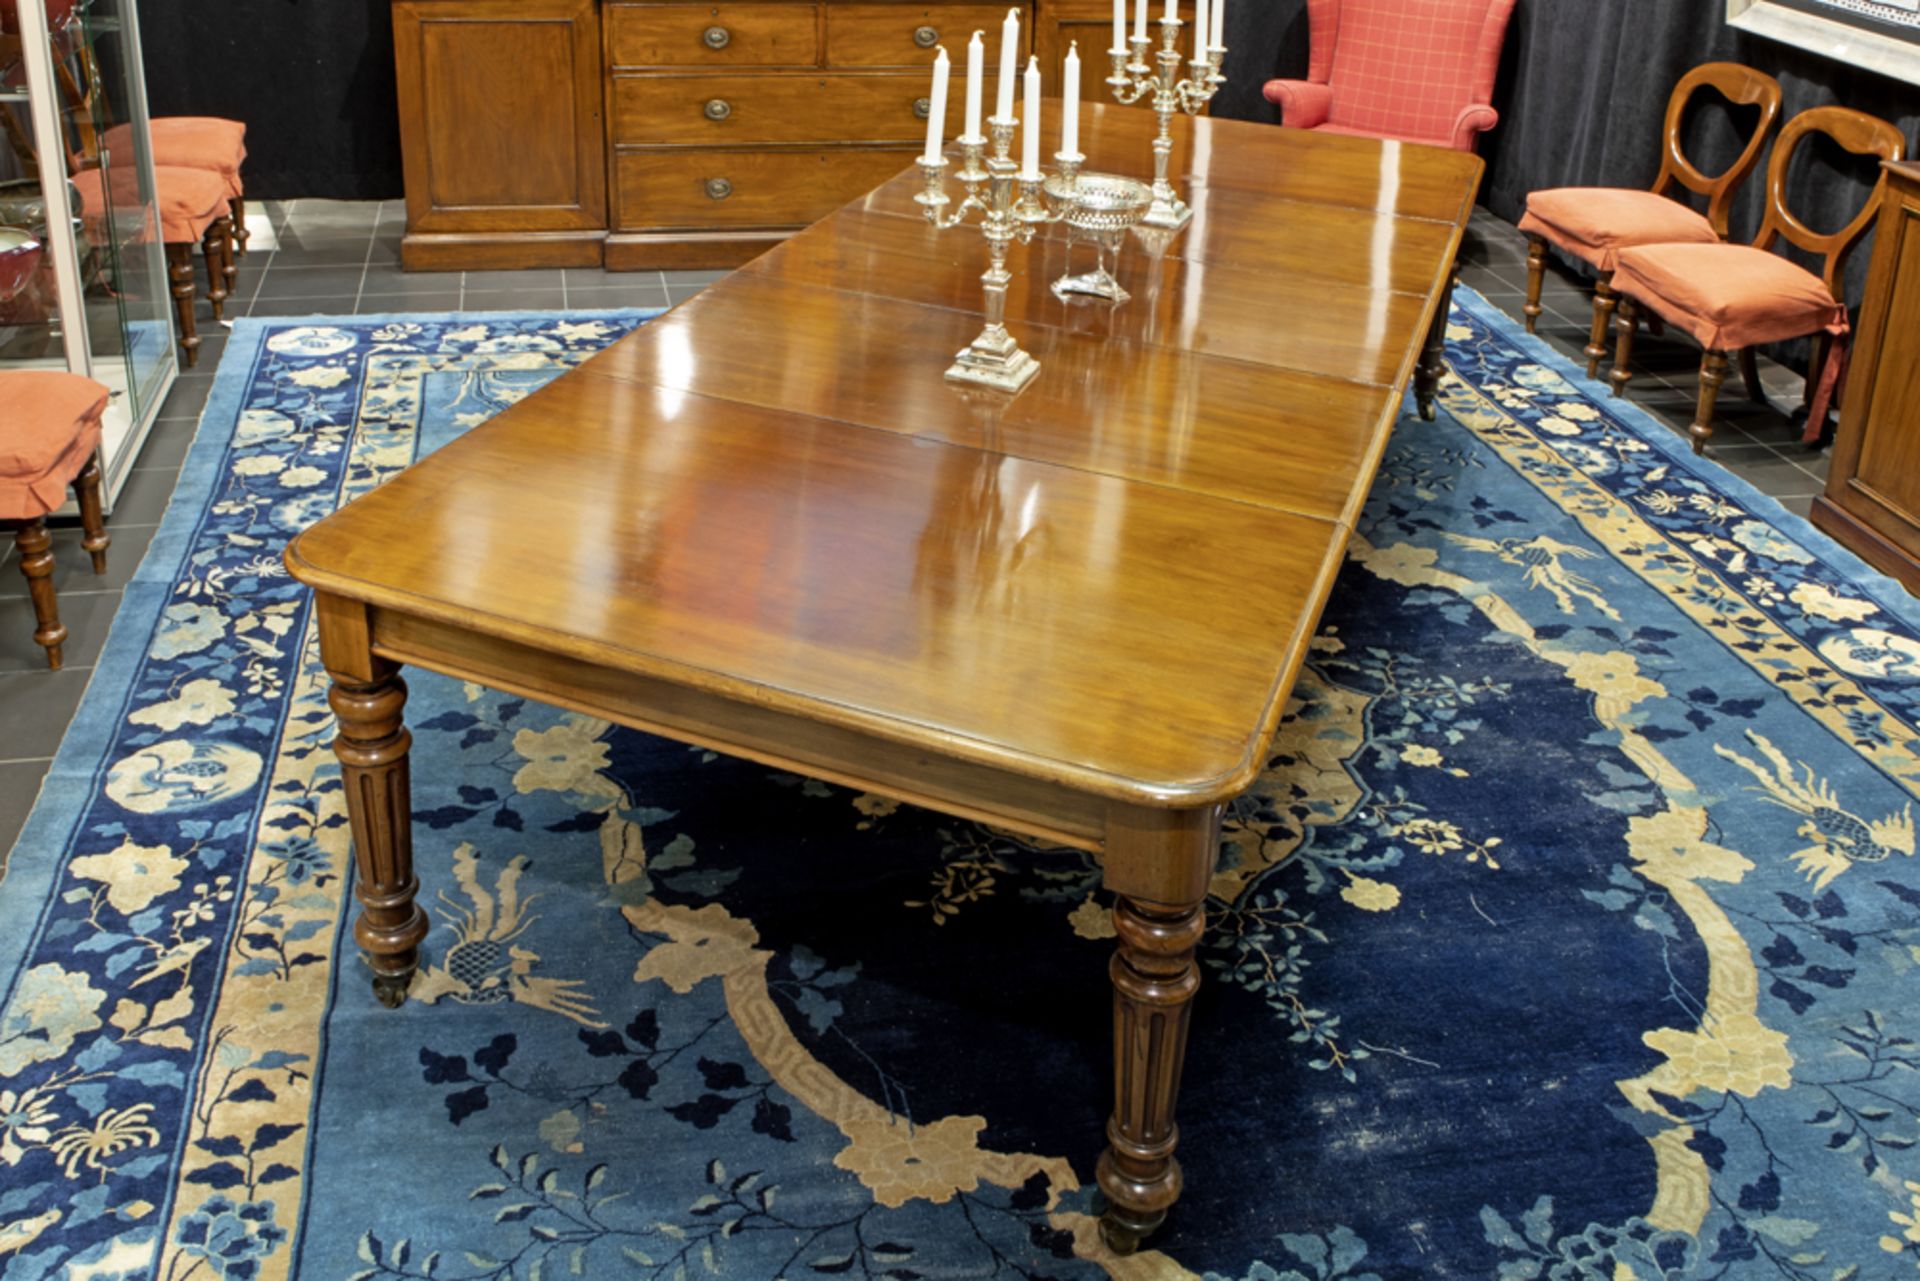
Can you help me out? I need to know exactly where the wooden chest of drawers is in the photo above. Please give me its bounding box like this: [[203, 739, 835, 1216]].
[[394, 0, 1044, 271]]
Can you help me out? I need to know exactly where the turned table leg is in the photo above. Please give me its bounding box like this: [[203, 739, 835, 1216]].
[[319, 596, 428, 1007], [1414, 268, 1456, 422], [1096, 803, 1218, 1255]]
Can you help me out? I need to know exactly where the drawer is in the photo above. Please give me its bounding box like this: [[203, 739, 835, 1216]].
[[612, 71, 1003, 145], [614, 147, 915, 229], [607, 3, 819, 67], [826, 3, 1024, 66]]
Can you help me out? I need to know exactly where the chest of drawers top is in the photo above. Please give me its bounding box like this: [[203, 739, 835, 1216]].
[[607, 2, 1020, 71]]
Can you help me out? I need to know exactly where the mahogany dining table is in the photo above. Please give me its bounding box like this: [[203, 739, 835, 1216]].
[[287, 102, 1482, 1252]]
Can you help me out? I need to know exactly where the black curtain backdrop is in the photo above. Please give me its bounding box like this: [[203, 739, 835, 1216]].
[[142, 0, 1916, 301]]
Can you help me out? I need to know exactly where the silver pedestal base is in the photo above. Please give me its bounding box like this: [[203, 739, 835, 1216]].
[[945, 329, 1040, 392], [1140, 190, 1192, 229], [1052, 268, 1129, 304]]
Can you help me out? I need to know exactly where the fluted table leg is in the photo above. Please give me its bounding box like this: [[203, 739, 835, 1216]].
[[318, 595, 428, 1008], [1096, 803, 1218, 1254]]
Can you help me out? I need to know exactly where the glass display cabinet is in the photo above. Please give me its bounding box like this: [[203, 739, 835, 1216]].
[[1, 0, 175, 511]]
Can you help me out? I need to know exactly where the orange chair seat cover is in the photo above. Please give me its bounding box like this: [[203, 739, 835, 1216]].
[[0, 370, 108, 516], [104, 118, 246, 200], [1519, 188, 1720, 273], [1612, 241, 1846, 352], [72, 163, 227, 244]]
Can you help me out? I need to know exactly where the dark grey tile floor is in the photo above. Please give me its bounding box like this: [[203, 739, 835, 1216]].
[[0, 198, 1850, 862]]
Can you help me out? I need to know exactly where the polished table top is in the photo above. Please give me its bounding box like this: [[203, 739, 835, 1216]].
[[289, 104, 1482, 809]]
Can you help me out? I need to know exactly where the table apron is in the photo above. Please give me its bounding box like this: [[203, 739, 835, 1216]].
[[365, 606, 1111, 853]]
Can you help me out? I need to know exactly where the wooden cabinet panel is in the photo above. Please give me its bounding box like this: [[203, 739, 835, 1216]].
[[611, 71, 1008, 146], [1035, 0, 1144, 107], [608, 3, 820, 67], [1814, 162, 1920, 593], [614, 148, 915, 229], [393, 0, 606, 264], [826, 4, 1021, 66]]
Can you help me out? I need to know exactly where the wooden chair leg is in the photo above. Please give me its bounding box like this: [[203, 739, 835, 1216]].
[[13, 517, 65, 669], [73, 454, 109, 574], [202, 217, 230, 323], [167, 242, 199, 367], [1738, 347, 1764, 405], [1523, 237, 1545, 334], [1802, 332, 1833, 411], [1693, 350, 1729, 455], [220, 212, 238, 300], [228, 195, 250, 257], [1610, 298, 1637, 398], [1585, 278, 1617, 381]]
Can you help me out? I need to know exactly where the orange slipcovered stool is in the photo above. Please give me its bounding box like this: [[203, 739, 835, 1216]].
[[0, 371, 110, 669], [103, 117, 249, 259], [1519, 63, 1782, 381], [71, 162, 232, 366], [1609, 106, 1907, 454]]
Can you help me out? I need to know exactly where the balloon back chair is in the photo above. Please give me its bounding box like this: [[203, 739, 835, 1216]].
[[1609, 105, 1907, 454], [1519, 63, 1782, 379]]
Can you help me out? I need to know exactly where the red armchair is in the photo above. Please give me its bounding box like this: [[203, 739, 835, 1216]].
[[1263, 0, 1517, 152]]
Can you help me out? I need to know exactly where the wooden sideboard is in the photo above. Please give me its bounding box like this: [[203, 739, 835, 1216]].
[[396, 0, 1146, 270], [1812, 161, 1920, 594]]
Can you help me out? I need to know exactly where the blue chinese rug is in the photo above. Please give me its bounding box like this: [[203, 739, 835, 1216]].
[[4, 296, 1920, 1281]]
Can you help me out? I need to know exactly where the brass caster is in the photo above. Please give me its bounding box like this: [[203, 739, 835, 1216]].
[[1098, 1205, 1164, 1256], [372, 970, 413, 1009]]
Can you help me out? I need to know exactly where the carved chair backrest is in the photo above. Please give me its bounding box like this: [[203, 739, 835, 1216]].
[[1754, 105, 1907, 301], [1651, 62, 1781, 239]]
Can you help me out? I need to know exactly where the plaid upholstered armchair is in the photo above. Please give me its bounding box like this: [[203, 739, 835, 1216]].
[[1263, 0, 1517, 152]]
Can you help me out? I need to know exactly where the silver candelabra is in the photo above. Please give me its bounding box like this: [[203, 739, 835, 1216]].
[[1106, 15, 1225, 229], [916, 116, 1078, 393]]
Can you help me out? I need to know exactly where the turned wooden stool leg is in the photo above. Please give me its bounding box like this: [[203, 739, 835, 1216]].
[[1413, 268, 1456, 422], [1692, 350, 1729, 455], [72, 455, 108, 574], [202, 218, 230, 322], [1585, 278, 1617, 381], [321, 596, 429, 1007], [1609, 298, 1637, 398], [13, 518, 65, 669], [1523, 237, 1545, 334], [1096, 804, 1218, 1255], [166, 242, 199, 367], [1738, 347, 1764, 405], [218, 213, 237, 301], [228, 196, 250, 258]]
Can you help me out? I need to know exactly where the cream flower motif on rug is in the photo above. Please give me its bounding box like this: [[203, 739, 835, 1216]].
[[832, 1115, 995, 1208], [1340, 875, 1401, 912], [1789, 580, 1876, 623], [0, 1087, 57, 1166], [511, 715, 622, 802], [67, 839, 189, 915], [286, 365, 351, 388], [128, 678, 237, 731]]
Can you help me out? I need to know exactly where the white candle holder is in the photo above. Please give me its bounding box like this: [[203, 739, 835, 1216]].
[[1106, 16, 1225, 229]]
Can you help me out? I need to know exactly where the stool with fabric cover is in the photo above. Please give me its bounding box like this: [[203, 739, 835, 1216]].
[[1518, 63, 1782, 380], [1609, 106, 1907, 454], [0, 370, 111, 669], [1261, 0, 1517, 152], [70, 161, 231, 365]]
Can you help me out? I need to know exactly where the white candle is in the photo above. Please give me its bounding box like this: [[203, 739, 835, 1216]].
[[1164, 0, 1175, 25], [1021, 55, 1041, 177], [1210, 0, 1223, 48], [1133, 0, 1146, 40], [1193, 0, 1206, 58], [1062, 42, 1080, 156], [964, 30, 984, 138], [1111, 0, 1123, 52], [923, 46, 949, 163], [996, 8, 1019, 120]]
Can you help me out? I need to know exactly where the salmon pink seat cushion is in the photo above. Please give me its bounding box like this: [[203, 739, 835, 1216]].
[[71, 163, 227, 243], [103, 118, 246, 199], [0, 370, 109, 516], [1612, 242, 1846, 352], [1518, 188, 1720, 273]]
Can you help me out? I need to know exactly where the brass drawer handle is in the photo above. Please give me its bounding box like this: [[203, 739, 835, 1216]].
[[913, 96, 931, 120], [702, 24, 731, 48], [704, 98, 732, 121], [705, 177, 733, 200], [913, 24, 938, 46]]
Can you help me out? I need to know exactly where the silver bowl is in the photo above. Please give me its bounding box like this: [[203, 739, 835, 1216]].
[[1044, 172, 1152, 303]]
